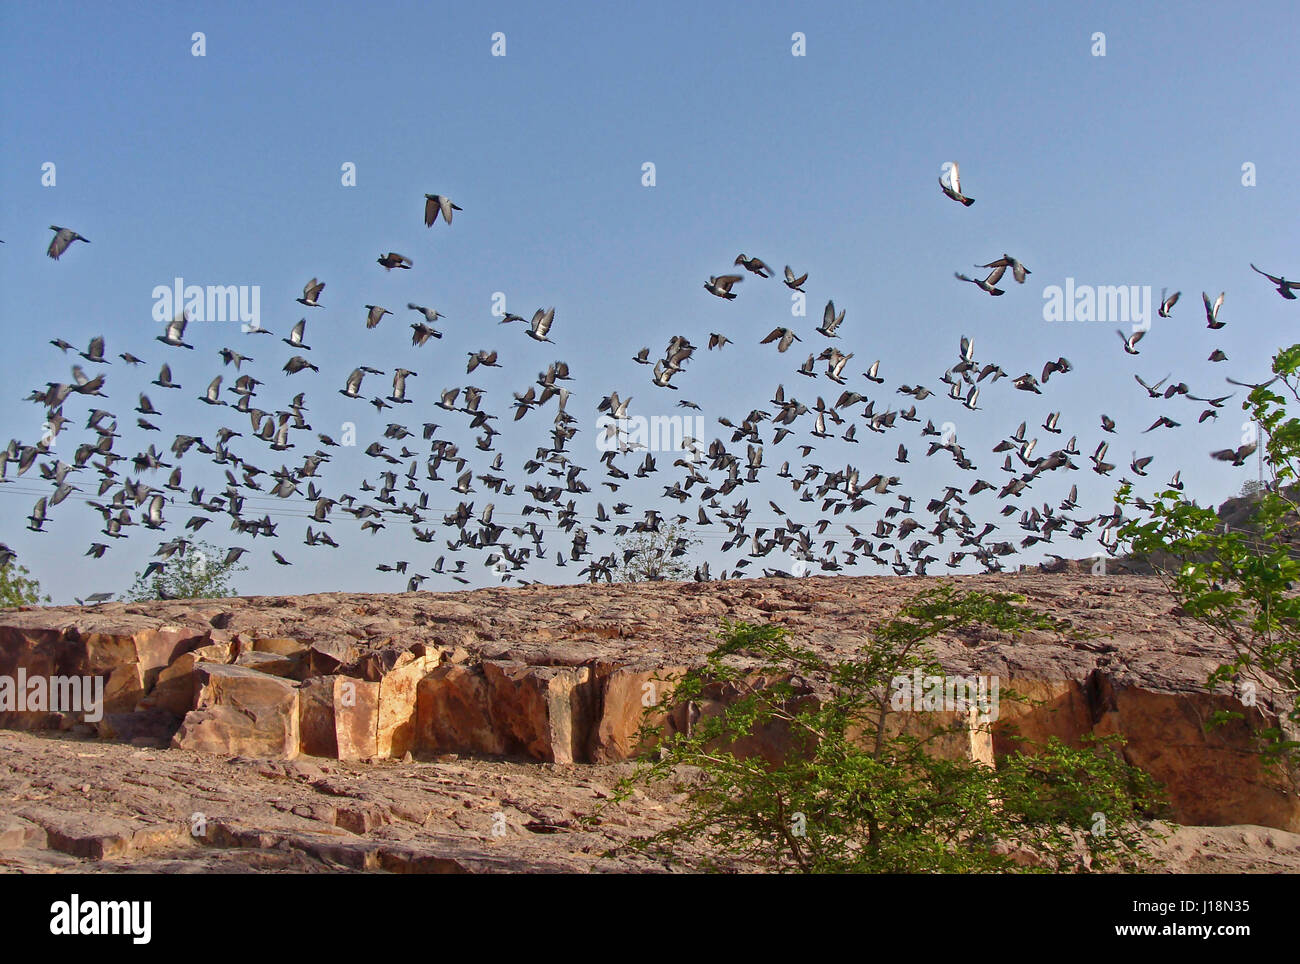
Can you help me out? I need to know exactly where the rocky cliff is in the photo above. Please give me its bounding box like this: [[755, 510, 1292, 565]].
[[0, 573, 1296, 871]]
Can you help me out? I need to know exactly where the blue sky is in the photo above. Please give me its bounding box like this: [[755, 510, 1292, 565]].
[[1, 0, 1296, 602]]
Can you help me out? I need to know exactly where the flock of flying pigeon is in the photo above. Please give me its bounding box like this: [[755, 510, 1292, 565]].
[[4, 170, 1297, 599]]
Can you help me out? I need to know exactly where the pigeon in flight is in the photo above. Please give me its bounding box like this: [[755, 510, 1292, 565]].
[[157, 313, 195, 349], [297, 278, 325, 307], [734, 254, 773, 277], [218, 348, 252, 369], [282, 319, 311, 350], [283, 355, 318, 374], [783, 266, 808, 291], [760, 327, 801, 353], [1202, 292, 1226, 329], [955, 272, 1004, 296], [1116, 329, 1145, 355], [199, 375, 227, 406], [411, 322, 442, 346], [152, 362, 180, 389], [1142, 416, 1179, 433], [939, 162, 974, 206], [1158, 290, 1180, 318], [975, 254, 1031, 285], [527, 307, 556, 343], [1134, 373, 1168, 398], [704, 274, 743, 299], [388, 369, 415, 404], [1041, 357, 1073, 383], [408, 303, 444, 324], [1211, 443, 1257, 466], [1251, 264, 1299, 300], [47, 226, 90, 260], [424, 194, 462, 227], [28, 497, 48, 531], [339, 368, 369, 399], [817, 301, 845, 338], [79, 336, 108, 364], [377, 252, 413, 270]]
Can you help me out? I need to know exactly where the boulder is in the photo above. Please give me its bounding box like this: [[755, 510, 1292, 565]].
[[298, 675, 379, 760], [480, 660, 596, 764], [417, 660, 597, 763], [417, 663, 504, 756], [1091, 678, 1298, 831], [171, 664, 299, 758], [143, 640, 233, 716], [0, 623, 207, 726], [236, 649, 301, 678], [587, 661, 685, 762], [376, 649, 441, 758]]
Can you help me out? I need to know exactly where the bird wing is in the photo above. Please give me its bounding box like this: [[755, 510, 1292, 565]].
[[1252, 264, 1283, 285], [47, 229, 71, 259]]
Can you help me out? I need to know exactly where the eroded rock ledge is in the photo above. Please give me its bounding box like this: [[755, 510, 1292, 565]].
[[0, 574, 1294, 832]]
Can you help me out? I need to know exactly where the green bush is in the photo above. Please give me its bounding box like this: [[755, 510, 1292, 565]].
[[1118, 343, 1300, 781], [609, 586, 1167, 872], [123, 540, 246, 601], [0, 559, 50, 608]]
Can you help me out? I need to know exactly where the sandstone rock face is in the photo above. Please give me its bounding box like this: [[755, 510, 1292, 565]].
[[298, 675, 380, 761], [0, 622, 207, 728], [0, 573, 1296, 832], [376, 649, 441, 759], [1091, 681, 1294, 830], [417, 663, 504, 757], [480, 660, 595, 764], [991, 677, 1094, 756], [144, 640, 233, 717], [587, 661, 685, 762], [171, 664, 299, 759], [417, 661, 596, 763]]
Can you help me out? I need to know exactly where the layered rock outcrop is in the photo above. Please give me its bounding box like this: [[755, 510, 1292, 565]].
[[0, 574, 1295, 832]]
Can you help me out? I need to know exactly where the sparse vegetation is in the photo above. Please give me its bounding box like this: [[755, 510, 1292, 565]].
[[1119, 343, 1300, 783], [1238, 479, 1266, 499], [611, 586, 1167, 872], [0, 558, 50, 608], [613, 521, 700, 582], [123, 540, 246, 601]]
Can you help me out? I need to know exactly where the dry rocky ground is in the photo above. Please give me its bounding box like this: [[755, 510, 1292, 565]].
[[1, 729, 1298, 873], [1, 572, 1297, 873]]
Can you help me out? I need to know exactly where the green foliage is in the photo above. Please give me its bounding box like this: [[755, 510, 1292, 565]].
[[613, 521, 699, 582], [609, 586, 1167, 872], [1117, 344, 1300, 780], [0, 559, 50, 608], [123, 540, 245, 601]]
